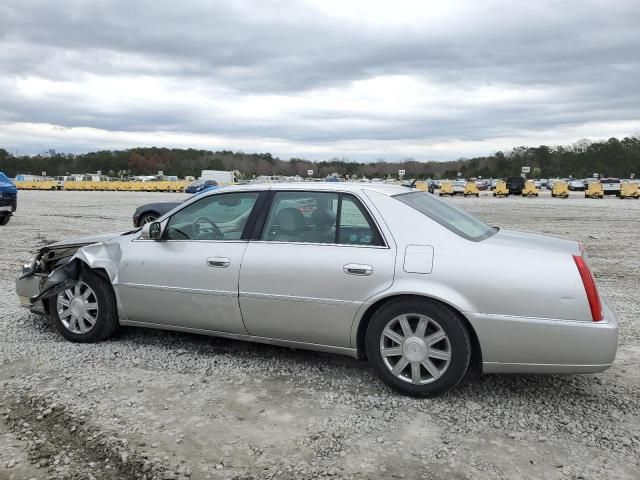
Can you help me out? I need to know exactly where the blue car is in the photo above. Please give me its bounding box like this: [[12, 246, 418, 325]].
[[184, 179, 218, 194], [0, 172, 17, 226]]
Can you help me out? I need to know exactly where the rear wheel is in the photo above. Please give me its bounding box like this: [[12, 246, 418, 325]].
[[49, 268, 119, 342], [0, 214, 10, 226], [366, 299, 471, 397]]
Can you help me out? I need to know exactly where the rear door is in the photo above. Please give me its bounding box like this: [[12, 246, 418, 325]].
[[238, 190, 396, 348]]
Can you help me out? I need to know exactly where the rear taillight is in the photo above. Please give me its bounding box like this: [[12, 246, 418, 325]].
[[573, 255, 603, 322]]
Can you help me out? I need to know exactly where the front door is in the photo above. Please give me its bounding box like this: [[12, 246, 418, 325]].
[[239, 190, 395, 347], [117, 190, 262, 333]]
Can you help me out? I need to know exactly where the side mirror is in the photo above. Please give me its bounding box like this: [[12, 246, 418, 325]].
[[149, 221, 163, 240], [140, 221, 164, 240]]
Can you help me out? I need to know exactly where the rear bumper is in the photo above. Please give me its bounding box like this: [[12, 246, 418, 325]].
[[466, 297, 619, 374]]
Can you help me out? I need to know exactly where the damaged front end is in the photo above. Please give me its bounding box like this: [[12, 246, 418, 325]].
[[17, 230, 129, 315], [16, 244, 85, 315]]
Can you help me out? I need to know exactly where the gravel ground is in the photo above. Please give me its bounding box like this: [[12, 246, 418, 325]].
[[1, 190, 639, 480]]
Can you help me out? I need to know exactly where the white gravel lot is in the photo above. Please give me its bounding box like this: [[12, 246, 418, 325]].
[[1, 190, 639, 480]]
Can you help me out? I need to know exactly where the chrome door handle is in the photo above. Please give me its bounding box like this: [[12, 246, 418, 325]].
[[206, 257, 230, 268], [344, 264, 373, 276]]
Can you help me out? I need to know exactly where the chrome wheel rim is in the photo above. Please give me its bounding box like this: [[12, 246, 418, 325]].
[[141, 215, 157, 225], [56, 281, 99, 334], [379, 313, 452, 385]]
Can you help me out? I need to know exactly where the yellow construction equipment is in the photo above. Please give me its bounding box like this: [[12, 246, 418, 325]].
[[551, 180, 569, 198], [585, 182, 603, 199], [414, 180, 429, 192], [438, 181, 454, 196], [16, 179, 192, 192], [619, 182, 639, 199], [463, 181, 479, 197], [522, 179, 539, 197], [492, 180, 509, 197], [15, 181, 57, 190]]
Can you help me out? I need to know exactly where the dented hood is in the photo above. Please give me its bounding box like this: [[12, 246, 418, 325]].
[[44, 230, 136, 250]]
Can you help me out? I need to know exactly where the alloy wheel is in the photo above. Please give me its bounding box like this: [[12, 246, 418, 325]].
[[56, 281, 99, 334], [379, 313, 452, 385]]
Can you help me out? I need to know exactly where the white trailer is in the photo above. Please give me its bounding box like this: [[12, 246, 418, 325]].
[[200, 170, 235, 185]]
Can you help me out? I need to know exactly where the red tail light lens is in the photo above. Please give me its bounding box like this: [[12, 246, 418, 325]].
[[573, 255, 603, 321]]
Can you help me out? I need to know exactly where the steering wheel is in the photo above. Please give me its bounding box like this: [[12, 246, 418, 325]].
[[192, 216, 223, 240]]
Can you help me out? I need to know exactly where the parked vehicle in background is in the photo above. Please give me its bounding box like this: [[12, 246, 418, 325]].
[[569, 179, 586, 191], [200, 170, 235, 185], [54, 175, 72, 190], [585, 182, 604, 199], [185, 179, 219, 194], [534, 180, 541, 189], [452, 180, 466, 195], [439, 181, 454, 196], [522, 180, 539, 197], [600, 178, 622, 196], [16, 183, 619, 397], [493, 180, 509, 197], [133, 201, 181, 227], [539, 179, 548, 188], [0, 171, 17, 226], [551, 180, 569, 198], [506, 176, 525, 195]]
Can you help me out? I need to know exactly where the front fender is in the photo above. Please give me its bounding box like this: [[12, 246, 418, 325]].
[[28, 241, 121, 303], [72, 242, 121, 284]]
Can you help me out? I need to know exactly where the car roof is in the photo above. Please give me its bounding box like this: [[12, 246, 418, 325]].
[[209, 182, 409, 197]]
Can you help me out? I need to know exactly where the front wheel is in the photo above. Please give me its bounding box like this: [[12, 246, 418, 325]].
[[0, 214, 10, 226], [137, 212, 158, 227], [49, 268, 119, 342], [366, 299, 471, 397]]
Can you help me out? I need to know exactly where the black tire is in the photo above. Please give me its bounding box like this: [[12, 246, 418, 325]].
[[0, 214, 10, 226], [49, 268, 119, 342], [137, 212, 159, 227], [365, 298, 471, 397]]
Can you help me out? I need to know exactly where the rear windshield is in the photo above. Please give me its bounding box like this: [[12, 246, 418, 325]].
[[394, 191, 497, 242]]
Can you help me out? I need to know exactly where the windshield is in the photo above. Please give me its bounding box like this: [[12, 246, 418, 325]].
[[394, 191, 497, 242]]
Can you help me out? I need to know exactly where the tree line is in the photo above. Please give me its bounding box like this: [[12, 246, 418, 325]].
[[1, 136, 639, 180]]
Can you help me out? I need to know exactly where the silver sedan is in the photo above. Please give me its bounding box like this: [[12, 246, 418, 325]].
[[16, 183, 618, 396]]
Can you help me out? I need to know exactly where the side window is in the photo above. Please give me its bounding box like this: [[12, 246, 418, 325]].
[[166, 192, 259, 241], [337, 195, 383, 246], [260, 191, 383, 246], [261, 192, 339, 244]]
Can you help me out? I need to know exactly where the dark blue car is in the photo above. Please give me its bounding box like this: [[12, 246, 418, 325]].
[[0, 172, 17, 226], [132, 182, 219, 227], [184, 179, 218, 194]]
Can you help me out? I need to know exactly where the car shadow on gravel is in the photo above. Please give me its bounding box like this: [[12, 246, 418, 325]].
[[18, 313, 633, 404]]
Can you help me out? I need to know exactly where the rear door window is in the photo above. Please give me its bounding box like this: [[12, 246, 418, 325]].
[[260, 191, 383, 246]]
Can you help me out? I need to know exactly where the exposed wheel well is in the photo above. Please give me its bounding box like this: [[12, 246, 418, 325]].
[[42, 262, 115, 315], [355, 294, 482, 372]]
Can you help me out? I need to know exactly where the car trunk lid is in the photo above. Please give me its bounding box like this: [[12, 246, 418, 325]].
[[482, 228, 580, 255]]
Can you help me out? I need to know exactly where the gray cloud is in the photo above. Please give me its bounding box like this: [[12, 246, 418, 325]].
[[0, 0, 639, 159]]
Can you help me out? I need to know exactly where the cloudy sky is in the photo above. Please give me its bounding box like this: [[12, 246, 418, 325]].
[[1, 0, 639, 161]]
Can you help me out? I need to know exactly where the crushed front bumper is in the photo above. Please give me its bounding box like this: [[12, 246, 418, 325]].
[[16, 274, 47, 315]]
